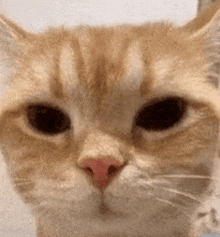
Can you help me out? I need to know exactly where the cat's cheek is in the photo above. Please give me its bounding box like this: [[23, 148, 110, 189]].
[[32, 169, 101, 216]]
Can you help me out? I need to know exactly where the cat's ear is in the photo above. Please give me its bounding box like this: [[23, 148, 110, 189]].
[[181, 1, 220, 119], [0, 14, 28, 40], [183, 0, 220, 37], [0, 14, 29, 60], [197, 0, 217, 15], [0, 15, 30, 93]]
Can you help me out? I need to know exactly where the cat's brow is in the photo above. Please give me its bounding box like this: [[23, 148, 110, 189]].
[[58, 43, 78, 98], [118, 41, 147, 94], [58, 31, 151, 100]]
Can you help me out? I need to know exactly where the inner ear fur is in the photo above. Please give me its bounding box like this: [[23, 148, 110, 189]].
[[0, 14, 30, 60], [183, 0, 220, 35], [197, 0, 218, 15], [179, 0, 220, 119], [0, 15, 33, 115], [0, 14, 32, 63], [0, 14, 29, 40]]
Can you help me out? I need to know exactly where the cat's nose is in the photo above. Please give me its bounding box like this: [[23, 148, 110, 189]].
[[81, 158, 122, 191]]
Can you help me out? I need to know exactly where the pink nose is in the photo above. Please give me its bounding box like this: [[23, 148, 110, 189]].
[[81, 158, 122, 191]]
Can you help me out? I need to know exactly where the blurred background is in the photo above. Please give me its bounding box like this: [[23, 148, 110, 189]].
[[0, 0, 198, 236]]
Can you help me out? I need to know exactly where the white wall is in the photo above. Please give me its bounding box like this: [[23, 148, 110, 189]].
[[2, 0, 197, 31], [0, 1, 197, 236]]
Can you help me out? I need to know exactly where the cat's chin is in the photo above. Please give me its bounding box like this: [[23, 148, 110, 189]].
[[36, 198, 190, 237], [34, 165, 192, 236]]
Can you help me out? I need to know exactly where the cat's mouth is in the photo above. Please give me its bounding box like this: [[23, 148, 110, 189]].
[[93, 192, 128, 219], [96, 202, 127, 221], [98, 202, 115, 216]]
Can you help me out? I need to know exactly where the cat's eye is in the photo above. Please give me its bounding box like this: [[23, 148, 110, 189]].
[[135, 97, 187, 131], [26, 104, 71, 135]]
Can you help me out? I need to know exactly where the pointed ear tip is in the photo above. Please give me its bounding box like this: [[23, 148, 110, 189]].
[[0, 14, 29, 40], [182, 0, 220, 35]]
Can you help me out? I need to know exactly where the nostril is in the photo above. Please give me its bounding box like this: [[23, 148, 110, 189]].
[[108, 165, 118, 176], [85, 167, 94, 176], [80, 158, 123, 191]]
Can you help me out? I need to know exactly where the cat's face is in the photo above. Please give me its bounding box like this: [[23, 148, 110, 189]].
[[1, 2, 220, 237]]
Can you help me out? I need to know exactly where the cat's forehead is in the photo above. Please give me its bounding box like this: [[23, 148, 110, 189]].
[[12, 24, 206, 108]]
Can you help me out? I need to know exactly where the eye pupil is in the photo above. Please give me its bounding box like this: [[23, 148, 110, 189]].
[[26, 104, 71, 135], [135, 97, 187, 131]]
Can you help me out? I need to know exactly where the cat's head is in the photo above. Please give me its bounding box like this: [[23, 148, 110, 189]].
[[1, 2, 220, 237]]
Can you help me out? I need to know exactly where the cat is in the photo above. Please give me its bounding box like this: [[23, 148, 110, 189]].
[[1, 1, 220, 236], [198, 0, 218, 14]]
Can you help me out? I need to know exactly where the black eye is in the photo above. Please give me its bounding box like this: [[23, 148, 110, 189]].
[[135, 97, 187, 131], [26, 104, 71, 135]]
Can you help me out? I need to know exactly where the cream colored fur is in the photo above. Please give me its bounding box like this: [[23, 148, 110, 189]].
[[1, 1, 220, 236]]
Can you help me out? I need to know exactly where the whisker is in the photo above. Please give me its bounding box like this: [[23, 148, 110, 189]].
[[160, 187, 201, 203], [159, 174, 220, 181], [155, 198, 191, 219], [138, 180, 201, 204]]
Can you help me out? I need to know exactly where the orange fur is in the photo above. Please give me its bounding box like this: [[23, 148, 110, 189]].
[[1, 1, 220, 237]]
